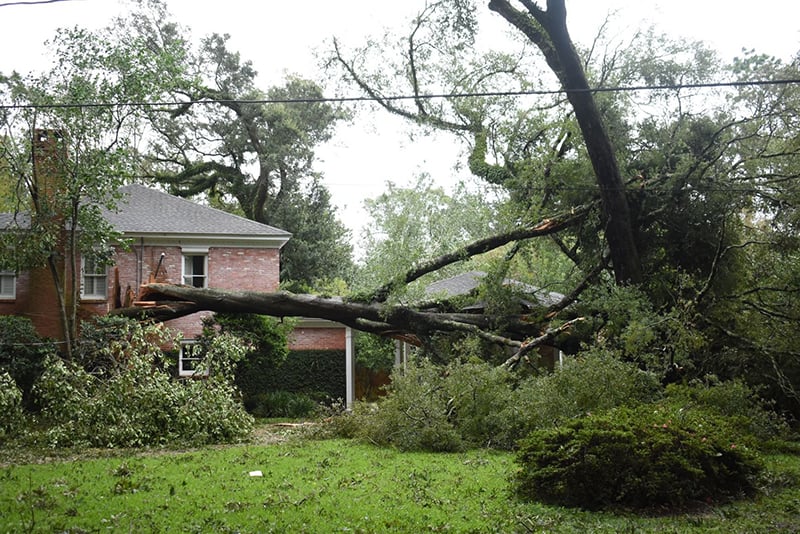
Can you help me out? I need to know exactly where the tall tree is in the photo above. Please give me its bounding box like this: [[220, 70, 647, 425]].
[[0, 18, 180, 357]]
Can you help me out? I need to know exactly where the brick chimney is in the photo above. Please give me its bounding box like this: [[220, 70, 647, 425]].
[[24, 129, 70, 340], [31, 129, 68, 214]]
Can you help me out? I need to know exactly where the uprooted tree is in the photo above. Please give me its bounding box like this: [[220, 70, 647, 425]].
[[116, 1, 800, 413]]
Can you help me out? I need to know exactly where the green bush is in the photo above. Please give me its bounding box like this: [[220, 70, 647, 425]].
[[326, 353, 660, 452], [271, 349, 347, 400], [501, 350, 662, 441], [440, 360, 517, 448], [205, 314, 290, 403], [354, 332, 395, 371], [0, 316, 52, 408], [32, 319, 253, 448], [247, 390, 318, 418], [665, 379, 789, 441], [514, 403, 763, 509], [349, 359, 516, 451], [0, 371, 24, 438], [356, 359, 464, 451]]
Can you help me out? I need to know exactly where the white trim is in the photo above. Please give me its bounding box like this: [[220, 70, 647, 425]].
[[178, 340, 207, 377], [182, 252, 208, 288], [80, 256, 107, 300], [292, 317, 345, 328], [0, 271, 16, 299], [181, 245, 209, 254], [345, 327, 354, 409], [121, 233, 290, 250]]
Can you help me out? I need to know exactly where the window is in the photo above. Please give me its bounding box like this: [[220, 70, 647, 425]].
[[0, 271, 15, 299], [81, 256, 107, 299], [178, 341, 207, 377], [183, 254, 207, 288]]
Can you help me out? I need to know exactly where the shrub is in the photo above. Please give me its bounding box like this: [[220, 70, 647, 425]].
[[247, 390, 318, 419], [0, 371, 24, 438], [350, 359, 516, 451], [665, 379, 790, 441], [441, 360, 516, 448], [32, 319, 253, 448], [323, 353, 662, 452], [514, 402, 763, 509], [357, 358, 464, 452], [0, 316, 52, 408], [271, 350, 347, 400], [502, 350, 662, 440], [205, 314, 290, 403]]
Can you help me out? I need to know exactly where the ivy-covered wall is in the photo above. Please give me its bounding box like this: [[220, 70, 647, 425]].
[[251, 349, 346, 401]]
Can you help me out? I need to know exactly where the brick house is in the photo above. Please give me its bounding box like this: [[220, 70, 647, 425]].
[[1, 181, 356, 406]]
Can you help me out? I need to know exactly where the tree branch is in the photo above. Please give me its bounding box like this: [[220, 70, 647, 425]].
[[112, 284, 554, 347], [370, 202, 594, 302]]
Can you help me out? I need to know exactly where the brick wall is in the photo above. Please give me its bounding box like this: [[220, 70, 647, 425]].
[[3, 243, 283, 343], [208, 247, 280, 292], [288, 326, 346, 351], [4, 241, 348, 352]]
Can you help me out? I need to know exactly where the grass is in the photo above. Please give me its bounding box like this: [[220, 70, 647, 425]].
[[1, 432, 799, 533]]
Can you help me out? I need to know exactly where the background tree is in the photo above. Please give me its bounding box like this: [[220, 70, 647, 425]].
[[130, 9, 354, 288], [355, 174, 500, 293]]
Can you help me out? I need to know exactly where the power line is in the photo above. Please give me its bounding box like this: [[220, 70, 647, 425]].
[[1, 78, 798, 111], [0, 0, 79, 7]]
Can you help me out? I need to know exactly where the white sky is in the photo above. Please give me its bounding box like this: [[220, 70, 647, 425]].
[[1, 0, 798, 254]]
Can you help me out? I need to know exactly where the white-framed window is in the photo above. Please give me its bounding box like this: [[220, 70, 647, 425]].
[[81, 256, 107, 299], [178, 341, 207, 377], [0, 271, 16, 299], [182, 254, 208, 288]]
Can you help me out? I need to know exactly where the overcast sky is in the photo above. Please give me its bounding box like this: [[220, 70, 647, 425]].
[[1, 0, 798, 252]]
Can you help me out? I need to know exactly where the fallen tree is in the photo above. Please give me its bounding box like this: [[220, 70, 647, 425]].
[[111, 204, 595, 361]]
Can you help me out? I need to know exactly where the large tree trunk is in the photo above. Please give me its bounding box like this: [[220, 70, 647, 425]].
[[488, 0, 642, 284], [113, 283, 559, 349]]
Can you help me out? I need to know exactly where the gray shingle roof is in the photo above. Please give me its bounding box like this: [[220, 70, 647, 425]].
[[425, 270, 564, 307], [1, 185, 291, 246], [0, 213, 30, 229], [106, 184, 291, 239]]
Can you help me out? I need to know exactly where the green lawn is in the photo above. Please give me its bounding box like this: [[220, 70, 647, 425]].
[[1, 435, 798, 533]]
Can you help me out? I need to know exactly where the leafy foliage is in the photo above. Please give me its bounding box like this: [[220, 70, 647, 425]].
[[199, 313, 290, 406], [356, 175, 499, 294], [665, 379, 791, 443], [31, 319, 252, 448], [0, 371, 24, 439], [271, 350, 347, 401], [353, 331, 395, 371], [329, 352, 663, 452], [0, 316, 52, 408], [502, 350, 662, 441], [514, 403, 764, 510]]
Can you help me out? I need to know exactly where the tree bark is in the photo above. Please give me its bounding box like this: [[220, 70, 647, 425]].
[[487, 0, 642, 284], [112, 283, 563, 349]]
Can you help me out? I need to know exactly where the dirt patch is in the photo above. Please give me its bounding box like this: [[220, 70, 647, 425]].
[[251, 422, 314, 445]]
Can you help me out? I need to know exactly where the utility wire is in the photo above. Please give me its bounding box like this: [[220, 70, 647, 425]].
[[1, 78, 798, 110], [0, 0, 79, 6]]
